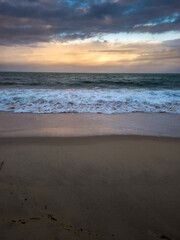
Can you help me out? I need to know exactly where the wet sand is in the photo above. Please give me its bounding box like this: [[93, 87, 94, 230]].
[[0, 112, 180, 137], [0, 135, 180, 240]]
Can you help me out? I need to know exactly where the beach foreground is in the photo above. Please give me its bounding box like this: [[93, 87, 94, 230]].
[[0, 135, 180, 240]]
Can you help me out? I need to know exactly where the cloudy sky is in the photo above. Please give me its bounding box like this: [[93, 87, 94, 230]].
[[0, 0, 180, 72]]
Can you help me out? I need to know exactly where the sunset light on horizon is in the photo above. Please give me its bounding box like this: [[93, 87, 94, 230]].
[[0, 0, 180, 72]]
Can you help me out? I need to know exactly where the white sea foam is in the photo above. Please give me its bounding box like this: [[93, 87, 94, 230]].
[[0, 88, 179, 114]]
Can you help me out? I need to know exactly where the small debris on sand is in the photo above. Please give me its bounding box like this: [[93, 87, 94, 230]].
[[160, 235, 171, 240], [0, 161, 4, 171], [48, 214, 57, 221]]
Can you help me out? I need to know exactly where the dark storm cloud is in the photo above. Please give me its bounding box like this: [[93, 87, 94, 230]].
[[0, 0, 180, 45]]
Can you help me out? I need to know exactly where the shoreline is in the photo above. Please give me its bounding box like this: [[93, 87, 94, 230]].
[[0, 112, 180, 239], [0, 112, 180, 138]]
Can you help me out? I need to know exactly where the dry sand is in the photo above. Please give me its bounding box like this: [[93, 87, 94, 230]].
[[0, 135, 180, 240]]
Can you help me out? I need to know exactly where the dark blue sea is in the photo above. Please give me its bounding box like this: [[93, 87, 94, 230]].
[[0, 72, 179, 114]]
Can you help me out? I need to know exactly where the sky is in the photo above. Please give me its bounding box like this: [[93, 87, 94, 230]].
[[0, 0, 180, 73]]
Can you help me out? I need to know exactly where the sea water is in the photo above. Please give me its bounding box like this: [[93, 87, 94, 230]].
[[0, 72, 179, 114]]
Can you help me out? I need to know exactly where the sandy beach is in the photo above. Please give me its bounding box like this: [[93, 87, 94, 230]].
[[0, 112, 180, 137], [0, 113, 180, 240], [1, 0, 180, 238]]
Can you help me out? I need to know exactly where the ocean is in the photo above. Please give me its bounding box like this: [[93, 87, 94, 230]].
[[0, 72, 179, 114]]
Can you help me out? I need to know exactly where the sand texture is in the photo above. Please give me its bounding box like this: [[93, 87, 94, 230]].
[[0, 136, 180, 240]]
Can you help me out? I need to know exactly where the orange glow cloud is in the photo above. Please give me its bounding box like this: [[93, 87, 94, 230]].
[[0, 39, 180, 73]]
